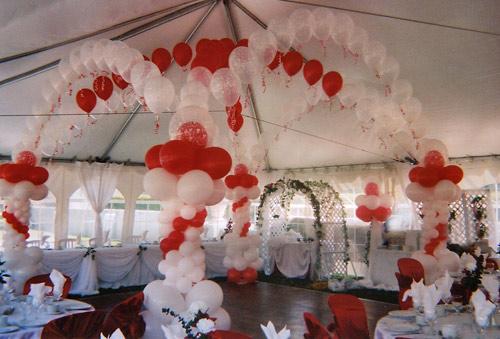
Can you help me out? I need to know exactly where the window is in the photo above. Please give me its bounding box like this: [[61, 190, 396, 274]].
[[30, 191, 56, 246], [68, 188, 125, 243], [134, 193, 161, 241]]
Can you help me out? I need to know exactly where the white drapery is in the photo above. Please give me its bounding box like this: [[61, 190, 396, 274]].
[[77, 162, 122, 247]]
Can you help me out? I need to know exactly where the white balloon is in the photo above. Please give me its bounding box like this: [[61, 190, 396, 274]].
[[268, 18, 293, 51], [229, 47, 260, 84], [331, 12, 354, 46], [391, 79, 413, 104], [434, 180, 460, 202], [248, 30, 278, 66], [179, 241, 196, 256], [143, 168, 178, 200], [176, 277, 192, 294], [400, 97, 422, 123], [180, 82, 209, 106], [31, 185, 49, 201], [144, 76, 175, 114], [14, 181, 35, 200], [93, 39, 111, 71], [210, 68, 241, 107], [363, 40, 386, 71], [205, 180, 225, 206], [165, 250, 182, 266], [130, 61, 162, 97], [211, 307, 231, 330], [178, 257, 195, 274], [115, 48, 143, 83], [312, 7, 332, 42], [187, 67, 212, 88], [0, 180, 14, 198], [347, 26, 368, 55], [376, 56, 400, 85], [289, 8, 313, 45], [185, 280, 223, 313], [180, 205, 197, 220], [187, 267, 204, 283], [177, 170, 214, 206], [104, 41, 129, 73], [144, 281, 186, 316], [406, 182, 432, 202], [185, 228, 202, 242], [80, 41, 97, 71]]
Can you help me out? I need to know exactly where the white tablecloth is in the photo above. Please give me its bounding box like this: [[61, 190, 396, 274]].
[[0, 299, 94, 339], [268, 242, 313, 278], [369, 248, 413, 289], [375, 311, 500, 339]]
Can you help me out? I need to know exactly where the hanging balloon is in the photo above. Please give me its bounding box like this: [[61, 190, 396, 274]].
[[282, 51, 303, 76], [93, 76, 114, 100], [226, 101, 242, 116], [322, 71, 343, 97], [267, 18, 293, 51], [112, 73, 129, 90], [196, 147, 232, 179], [151, 48, 172, 73], [289, 8, 313, 45], [173, 42, 193, 67], [159, 140, 198, 175], [176, 121, 208, 148], [196, 39, 211, 55], [145, 144, 163, 169], [187, 67, 212, 88], [267, 51, 282, 71], [303, 60, 323, 86], [76, 88, 97, 113], [228, 47, 260, 84], [227, 111, 244, 133], [143, 76, 175, 114], [15, 151, 37, 166], [210, 68, 241, 107], [248, 30, 278, 65]]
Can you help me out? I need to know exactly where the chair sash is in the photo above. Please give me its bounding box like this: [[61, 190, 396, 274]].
[[397, 258, 425, 282], [102, 292, 145, 339], [41, 311, 106, 339], [303, 312, 332, 339], [328, 294, 369, 339], [23, 274, 72, 298]]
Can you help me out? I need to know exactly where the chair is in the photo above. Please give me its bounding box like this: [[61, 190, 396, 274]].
[[58, 238, 76, 249], [208, 330, 252, 339], [397, 258, 425, 283], [141, 230, 148, 242], [23, 274, 72, 298], [303, 312, 334, 339], [41, 311, 106, 339], [127, 235, 143, 244], [102, 292, 145, 339], [327, 294, 369, 339], [26, 240, 42, 247], [395, 272, 414, 310], [41, 235, 51, 248]]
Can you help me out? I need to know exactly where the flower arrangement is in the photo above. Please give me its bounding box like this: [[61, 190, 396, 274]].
[[83, 247, 96, 260], [471, 195, 488, 239], [460, 250, 484, 295], [0, 260, 10, 285], [163, 301, 215, 339]]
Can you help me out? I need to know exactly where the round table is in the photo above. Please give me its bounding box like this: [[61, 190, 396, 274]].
[[0, 298, 94, 339], [375, 309, 500, 338]]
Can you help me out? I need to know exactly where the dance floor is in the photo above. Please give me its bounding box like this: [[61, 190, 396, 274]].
[[78, 281, 398, 338]]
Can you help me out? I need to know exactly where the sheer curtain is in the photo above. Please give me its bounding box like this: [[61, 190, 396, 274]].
[[77, 162, 122, 247]]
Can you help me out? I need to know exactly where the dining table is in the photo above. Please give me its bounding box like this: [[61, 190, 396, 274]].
[[0, 298, 94, 339], [375, 306, 500, 338]]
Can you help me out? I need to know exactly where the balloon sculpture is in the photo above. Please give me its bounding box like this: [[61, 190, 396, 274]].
[[223, 164, 262, 284], [405, 139, 463, 283], [355, 181, 393, 251], [0, 150, 48, 293]]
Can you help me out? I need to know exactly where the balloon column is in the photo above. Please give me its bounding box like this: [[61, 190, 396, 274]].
[[141, 91, 232, 335], [223, 164, 262, 284], [0, 150, 48, 293], [355, 181, 393, 249], [405, 139, 463, 283]]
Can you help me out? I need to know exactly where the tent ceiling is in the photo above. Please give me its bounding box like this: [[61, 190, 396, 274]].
[[0, 0, 499, 170]]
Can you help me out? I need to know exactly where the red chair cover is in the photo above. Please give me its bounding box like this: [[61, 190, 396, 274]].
[[23, 274, 72, 298], [303, 312, 332, 339], [41, 311, 106, 339], [397, 258, 425, 283], [209, 330, 252, 339], [395, 272, 414, 310], [102, 292, 145, 339], [327, 294, 369, 339]]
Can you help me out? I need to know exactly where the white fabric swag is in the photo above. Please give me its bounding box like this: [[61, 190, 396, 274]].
[[77, 162, 122, 247]]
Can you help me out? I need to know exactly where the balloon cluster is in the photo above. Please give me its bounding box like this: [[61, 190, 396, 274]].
[[222, 164, 262, 284], [405, 139, 463, 282], [0, 150, 48, 293], [354, 182, 393, 223]]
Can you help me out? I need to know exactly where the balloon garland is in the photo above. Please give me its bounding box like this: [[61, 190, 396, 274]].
[[223, 164, 262, 284]]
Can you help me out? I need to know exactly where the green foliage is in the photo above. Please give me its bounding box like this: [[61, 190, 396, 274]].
[[0, 260, 10, 285]]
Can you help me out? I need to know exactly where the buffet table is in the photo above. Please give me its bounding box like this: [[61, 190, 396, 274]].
[[267, 241, 315, 279]]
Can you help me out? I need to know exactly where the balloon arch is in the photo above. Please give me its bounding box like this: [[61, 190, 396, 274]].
[[0, 6, 465, 334], [256, 178, 348, 279]]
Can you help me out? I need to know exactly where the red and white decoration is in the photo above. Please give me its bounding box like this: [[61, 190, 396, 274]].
[[0, 150, 48, 292], [223, 164, 262, 284], [405, 139, 463, 283]]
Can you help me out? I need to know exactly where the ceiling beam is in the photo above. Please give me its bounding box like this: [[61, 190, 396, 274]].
[[0, 0, 214, 89], [223, 0, 271, 171], [99, 0, 219, 160]]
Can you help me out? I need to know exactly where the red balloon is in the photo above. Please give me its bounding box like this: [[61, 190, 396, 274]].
[[373, 207, 391, 222], [159, 140, 197, 175], [15, 151, 37, 166], [303, 59, 323, 86], [409, 166, 423, 182], [322, 71, 343, 97], [189, 57, 205, 70], [282, 51, 303, 76], [226, 101, 242, 116], [173, 42, 193, 67], [417, 167, 440, 187], [224, 175, 238, 189], [93, 76, 113, 100], [29, 167, 49, 185], [169, 230, 185, 243], [227, 268, 241, 283], [242, 267, 257, 283], [443, 165, 463, 184], [112, 73, 129, 89], [196, 147, 232, 179], [176, 122, 208, 148], [220, 38, 235, 55], [364, 182, 379, 196], [235, 39, 248, 48], [267, 51, 282, 71], [355, 206, 372, 222], [76, 88, 97, 113], [424, 150, 445, 168], [196, 39, 211, 55], [0, 164, 7, 178], [145, 145, 162, 169], [227, 111, 244, 133], [234, 164, 248, 175], [152, 48, 172, 73], [173, 217, 189, 232]]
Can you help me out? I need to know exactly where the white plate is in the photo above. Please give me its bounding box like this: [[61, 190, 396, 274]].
[[64, 303, 92, 311], [15, 318, 48, 328], [388, 310, 416, 319], [389, 323, 420, 333], [0, 326, 19, 334], [46, 310, 63, 315]]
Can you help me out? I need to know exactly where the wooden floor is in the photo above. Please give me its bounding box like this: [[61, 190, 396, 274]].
[[78, 281, 398, 338]]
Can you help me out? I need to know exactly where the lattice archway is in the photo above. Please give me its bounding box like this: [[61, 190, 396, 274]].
[[256, 178, 349, 280]]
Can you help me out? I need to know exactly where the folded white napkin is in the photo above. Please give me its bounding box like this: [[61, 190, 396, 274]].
[[49, 269, 66, 298], [470, 289, 496, 328], [260, 321, 290, 339], [422, 284, 441, 320], [161, 322, 186, 339], [100, 328, 125, 339], [435, 270, 453, 302], [481, 274, 499, 302], [402, 279, 425, 309], [29, 283, 50, 306]]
